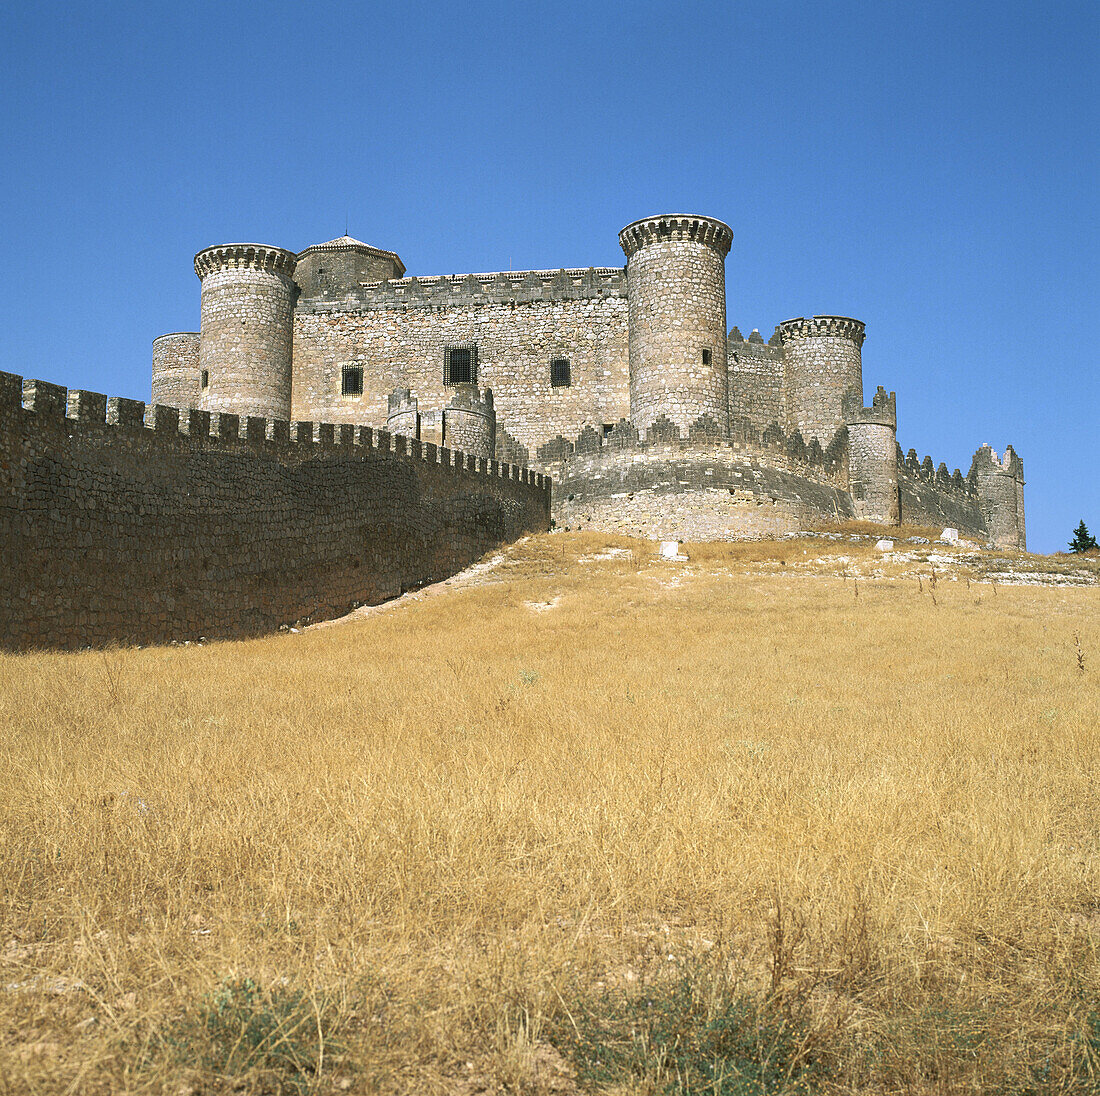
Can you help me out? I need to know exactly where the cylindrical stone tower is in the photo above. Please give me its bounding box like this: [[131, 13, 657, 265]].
[[193, 243, 298, 421], [386, 387, 420, 439], [845, 386, 900, 525], [778, 315, 865, 447], [619, 214, 733, 435], [969, 444, 1026, 549], [151, 332, 200, 408], [443, 385, 496, 459]]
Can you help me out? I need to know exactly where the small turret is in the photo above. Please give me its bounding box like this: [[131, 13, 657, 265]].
[[151, 332, 200, 409], [386, 388, 420, 439], [619, 214, 733, 435], [194, 243, 298, 421], [969, 444, 1026, 549], [295, 235, 405, 299], [443, 384, 496, 459], [779, 315, 866, 447], [844, 386, 899, 525]]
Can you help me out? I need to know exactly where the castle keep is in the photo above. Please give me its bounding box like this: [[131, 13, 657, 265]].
[[153, 214, 1025, 548]]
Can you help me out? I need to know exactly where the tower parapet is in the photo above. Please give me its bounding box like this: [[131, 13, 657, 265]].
[[443, 384, 496, 459], [969, 444, 1026, 549], [619, 214, 733, 436], [194, 243, 298, 421], [151, 332, 200, 409], [779, 315, 865, 447], [386, 388, 420, 439], [844, 386, 899, 525]]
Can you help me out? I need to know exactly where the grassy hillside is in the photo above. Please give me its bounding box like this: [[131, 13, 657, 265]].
[[2, 533, 1099, 1094]]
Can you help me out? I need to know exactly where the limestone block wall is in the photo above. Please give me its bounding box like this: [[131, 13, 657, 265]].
[[291, 269, 628, 453], [728, 327, 785, 432], [151, 332, 200, 408], [0, 371, 549, 652], [779, 316, 865, 447], [620, 215, 732, 434], [386, 388, 420, 439], [195, 244, 298, 421]]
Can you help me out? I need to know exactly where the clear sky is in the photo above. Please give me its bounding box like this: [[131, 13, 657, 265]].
[[1, 0, 1095, 552]]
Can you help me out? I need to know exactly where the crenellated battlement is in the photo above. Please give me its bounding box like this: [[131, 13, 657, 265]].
[[2, 371, 548, 491], [295, 265, 626, 313], [617, 214, 733, 258], [533, 413, 847, 487], [777, 315, 866, 348], [969, 443, 1025, 482], [844, 385, 897, 427], [193, 243, 298, 280]]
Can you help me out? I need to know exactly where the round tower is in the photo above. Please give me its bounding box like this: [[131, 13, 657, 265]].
[[969, 445, 1026, 549], [443, 385, 496, 459], [845, 386, 900, 525], [619, 214, 733, 435], [193, 243, 298, 421], [151, 332, 200, 408], [778, 315, 865, 446]]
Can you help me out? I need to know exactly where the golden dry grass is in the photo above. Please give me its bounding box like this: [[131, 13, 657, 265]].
[[2, 531, 1099, 1094]]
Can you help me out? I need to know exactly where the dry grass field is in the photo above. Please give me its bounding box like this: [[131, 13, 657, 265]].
[[2, 532, 1099, 1095]]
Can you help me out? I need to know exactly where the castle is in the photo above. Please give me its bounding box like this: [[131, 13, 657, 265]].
[[153, 214, 1026, 548]]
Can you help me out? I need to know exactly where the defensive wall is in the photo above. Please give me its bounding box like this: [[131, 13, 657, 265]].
[[532, 412, 996, 542], [0, 371, 549, 652]]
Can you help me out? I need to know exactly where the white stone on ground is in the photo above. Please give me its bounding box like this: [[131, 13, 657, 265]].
[[940, 528, 959, 545], [659, 541, 689, 561], [875, 539, 895, 551]]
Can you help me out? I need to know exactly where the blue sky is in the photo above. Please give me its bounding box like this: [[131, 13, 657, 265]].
[[1, 0, 1095, 552]]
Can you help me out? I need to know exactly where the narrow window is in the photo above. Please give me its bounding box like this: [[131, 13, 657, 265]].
[[341, 364, 364, 396], [444, 345, 477, 385], [200, 370, 209, 389], [701, 348, 712, 366], [550, 358, 571, 388], [602, 423, 614, 438]]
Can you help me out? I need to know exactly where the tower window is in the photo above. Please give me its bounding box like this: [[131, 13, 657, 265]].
[[444, 345, 477, 385], [200, 370, 209, 389], [341, 364, 364, 396], [550, 358, 571, 388], [701, 348, 712, 366]]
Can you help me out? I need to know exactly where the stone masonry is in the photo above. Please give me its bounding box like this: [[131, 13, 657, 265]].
[[0, 371, 549, 651], [151, 213, 1026, 548]]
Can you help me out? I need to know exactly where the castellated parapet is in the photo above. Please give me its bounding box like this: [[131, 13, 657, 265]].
[[151, 332, 200, 408], [443, 384, 496, 459], [620, 215, 733, 435], [195, 244, 298, 421], [779, 315, 866, 447], [845, 386, 899, 525]]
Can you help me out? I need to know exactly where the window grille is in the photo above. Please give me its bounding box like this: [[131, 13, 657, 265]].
[[444, 345, 477, 385], [200, 370, 209, 389], [550, 358, 571, 388], [341, 364, 364, 396]]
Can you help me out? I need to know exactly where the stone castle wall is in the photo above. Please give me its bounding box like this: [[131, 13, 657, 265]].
[[151, 332, 200, 408], [291, 268, 628, 452], [0, 371, 549, 652], [727, 328, 785, 433]]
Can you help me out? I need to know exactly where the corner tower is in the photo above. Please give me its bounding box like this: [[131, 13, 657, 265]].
[[778, 315, 865, 447], [619, 214, 733, 434], [194, 244, 298, 421], [969, 444, 1026, 549], [844, 386, 900, 525]]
